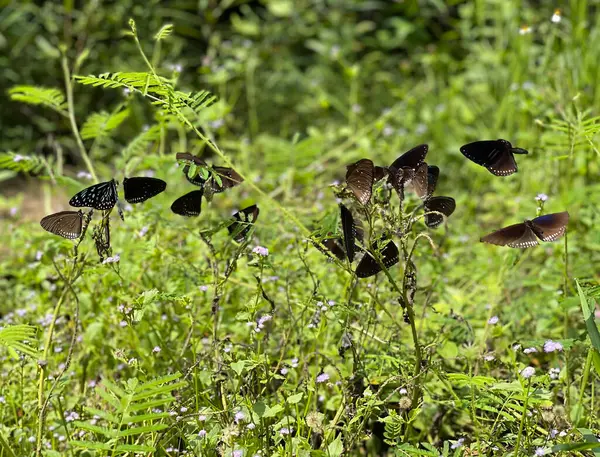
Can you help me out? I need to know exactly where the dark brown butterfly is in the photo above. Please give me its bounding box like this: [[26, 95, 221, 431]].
[[321, 238, 346, 261], [424, 197, 456, 228], [340, 204, 356, 262], [346, 159, 375, 205], [40, 211, 84, 239], [171, 190, 204, 217], [387, 144, 429, 198], [480, 211, 569, 248], [123, 177, 166, 203], [355, 237, 399, 278], [176, 152, 243, 191], [460, 139, 528, 176], [228, 205, 260, 242], [425, 165, 440, 199]]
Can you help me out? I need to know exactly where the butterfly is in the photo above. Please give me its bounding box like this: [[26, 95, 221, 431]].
[[92, 213, 112, 260], [460, 139, 528, 176], [69, 179, 119, 210], [340, 204, 357, 262], [171, 190, 204, 216], [123, 177, 166, 203], [345, 159, 378, 205], [355, 237, 400, 278], [40, 210, 84, 239], [480, 211, 569, 248], [320, 238, 346, 261], [228, 205, 260, 242], [424, 196, 456, 228], [176, 152, 244, 192]]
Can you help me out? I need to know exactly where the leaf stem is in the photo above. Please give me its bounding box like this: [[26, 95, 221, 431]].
[[514, 379, 531, 456], [61, 52, 97, 182]]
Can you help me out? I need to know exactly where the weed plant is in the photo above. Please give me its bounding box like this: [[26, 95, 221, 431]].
[[1, 2, 600, 456]]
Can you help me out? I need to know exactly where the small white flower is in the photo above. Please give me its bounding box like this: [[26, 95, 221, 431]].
[[484, 353, 495, 362], [524, 347, 538, 354], [13, 154, 24, 162], [535, 446, 549, 456], [535, 193, 549, 202], [551, 10, 561, 23], [316, 373, 329, 384], [549, 367, 560, 380], [198, 429, 207, 438], [280, 367, 288, 375], [234, 411, 245, 423], [399, 388, 407, 395], [451, 438, 465, 449], [521, 366, 536, 379], [102, 254, 120, 264], [544, 340, 563, 353], [252, 246, 269, 257], [291, 358, 298, 368], [519, 25, 532, 35], [488, 316, 499, 325], [247, 423, 256, 430]]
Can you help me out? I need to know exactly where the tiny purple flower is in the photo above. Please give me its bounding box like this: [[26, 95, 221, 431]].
[[316, 373, 329, 384], [13, 154, 24, 162], [521, 366, 535, 379], [234, 411, 245, 423], [488, 316, 499, 325], [544, 340, 563, 353], [252, 246, 269, 257], [523, 347, 538, 354], [102, 254, 120, 264], [534, 447, 549, 456], [198, 429, 207, 438], [535, 193, 548, 202]]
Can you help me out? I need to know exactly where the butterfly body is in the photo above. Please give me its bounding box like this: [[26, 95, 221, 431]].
[[480, 211, 569, 248], [460, 139, 528, 176]]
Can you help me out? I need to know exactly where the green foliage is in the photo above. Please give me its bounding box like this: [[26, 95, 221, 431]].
[[8, 85, 67, 115], [80, 109, 130, 140], [0, 325, 38, 358]]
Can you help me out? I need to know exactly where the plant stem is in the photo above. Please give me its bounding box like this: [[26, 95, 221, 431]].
[[61, 52, 97, 182], [515, 379, 532, 456]]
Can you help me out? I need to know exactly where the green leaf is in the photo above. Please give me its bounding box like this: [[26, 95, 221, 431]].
[[263, 404, 284, 418], [576, 280, 600, 353], [253, 401, 267, 417], [287, 393, 303, 404], [70, 440, 112, 450], [8, 85, 67, 114], [231, 360, 246, 376], [327, 436, 343, 457], [81, 109, 130, 140], [115, 444, 155, 452], [154, 24, 174, 41]]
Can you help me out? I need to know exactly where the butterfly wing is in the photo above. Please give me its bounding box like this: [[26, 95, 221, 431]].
[[486, 150, 518, 176], [411, 162, 429, 199], [340, 204, 355, 262], [460, 139, 518, 176], [69, 180, 118, 210], [390, 144, 429, 170], [424, 196, 456, 228], [426, 165, 440, 198], [530, 211, 569, 242], [211, 167, 244, 192], [171, 190, 204, 216], [321, 238, 346, 261], [123, 177, 167, 203], [346, 159, 374, 205], [40, 211, 83, 239], [228, 204, 260, 242], [480, 222, 539, 248], [374, 166, 388, 182], [355, 238, 399, 278]]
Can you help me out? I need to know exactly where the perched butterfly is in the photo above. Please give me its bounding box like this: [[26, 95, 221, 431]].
[[387, 144, 429, 198], [123, 177, 166, 204], [228, 204, 260, 242], [389, 144, 429, 172], [176, 152, 244, 191], [346, 159, 375, 205], [320, 237, 346, 261], [40, 210, 84, 239], [69, 179, 119, 210], [425, 165, 440, 199], [340, 204, 356, 262], [480, 211, 569, 248], [460, 139, 528, 176], [424, 196, 456, 228], [355, 237, 399, 278], [93, 214, 112, 260], [171, 190, 204, 217]]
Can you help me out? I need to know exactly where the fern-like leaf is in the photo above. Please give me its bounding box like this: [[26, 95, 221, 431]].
[[0, 325, 38, 358], [154, 24, 174, 41], [8, 85, 67, 115], [122, 125, 161, 159], [74, 72, 171, 95], [0, 152, 47, 175], [80, 109, 130, 140]]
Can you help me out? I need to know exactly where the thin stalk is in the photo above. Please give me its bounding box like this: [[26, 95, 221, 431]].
[[574, 349, 593, 424], [61, 52, 97, 182], [514, 379, 532, 456]]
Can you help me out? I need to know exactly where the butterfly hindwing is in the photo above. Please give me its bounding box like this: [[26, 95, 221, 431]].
[[340, 204, 355, 262], [171, 190, 204, 216], [460, 139, 526, 176], [123, 177, 167, 203], [355, 238, 399, 278], [480, 222, 538, 248], [40, 211, 83, 239], [424, 196, 456, 228], [530, 211, 569, 242], [69, 180, 118, 210], [346, 159, 374, 205], [228, 204, 260, 242], [211, 167, 244, 192]]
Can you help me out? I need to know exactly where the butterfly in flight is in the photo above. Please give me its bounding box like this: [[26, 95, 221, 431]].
[[228, 205, 260, 242], [123, 177, 166, 204], [355, 237, 400, 278], [176, 152, 244, 192], [480, 211, 569, 248], [460, 139, 528, 176], [171, 190, 204, 217], [424, 196, 456, 228], [69, 179, 119, 211], [40, 210, 85, 239]]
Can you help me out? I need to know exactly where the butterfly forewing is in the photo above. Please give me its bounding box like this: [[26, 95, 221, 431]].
[[411, 162, 429, 199], [480, 222, 538, 248], [424, 196, 456, 228], [426, 165, 440, 197], [340, 204, 355, 262], [530, 211, 569, 242], [390, 144, 428, 170], [40, 211, 83, 239], [346, 159, 374, 205], [355, 238, 399, 278], [69, 180, 118, 210], [171, 190, 204, 216], [228, 204, 260, 242], [123, 177, 167, 203], [460, 139, 524, 176], [211, 167, 244, 192]]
